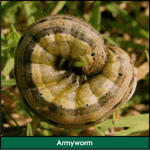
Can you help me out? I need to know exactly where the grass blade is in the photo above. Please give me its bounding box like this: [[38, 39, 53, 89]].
[[89, 1, 101, 31], [26, 123, 33, 136], [145, 50, 149, 62], [2, 58, 14, 77]]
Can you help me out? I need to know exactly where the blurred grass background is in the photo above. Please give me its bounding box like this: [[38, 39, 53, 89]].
[[1, 1, 149, 136]]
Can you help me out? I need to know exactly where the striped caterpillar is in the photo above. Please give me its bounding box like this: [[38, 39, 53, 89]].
[[15, 15, 137, 128]]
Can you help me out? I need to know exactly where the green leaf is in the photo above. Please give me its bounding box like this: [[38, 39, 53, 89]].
[[1, 79, 16, 86], [73, 56, 87, 67], [95, 114, 149, 136], [115, 122, 148, 136], [1, 1, 19, 15], [89, 1, 101, 31], [1, 1, 9, 7], [1, 45, 10, 51], [10, 24, 21, 41], [6, 25, 21, 43], [94, 127, 105, 136], [39, 122, 53, 136], [23, 1, 34, 17], [51, 1, 67, 15], [27, 16, 35, 26], [145, 50, 149, 62], [1, 32, 5, 40], [2, 42, 18, 52], [101, 34, 120, 46], [1, 1, 20, 24], [23, 1, 37, 26], [26, 123, 33, 136], [2, 58, 14, 77]]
